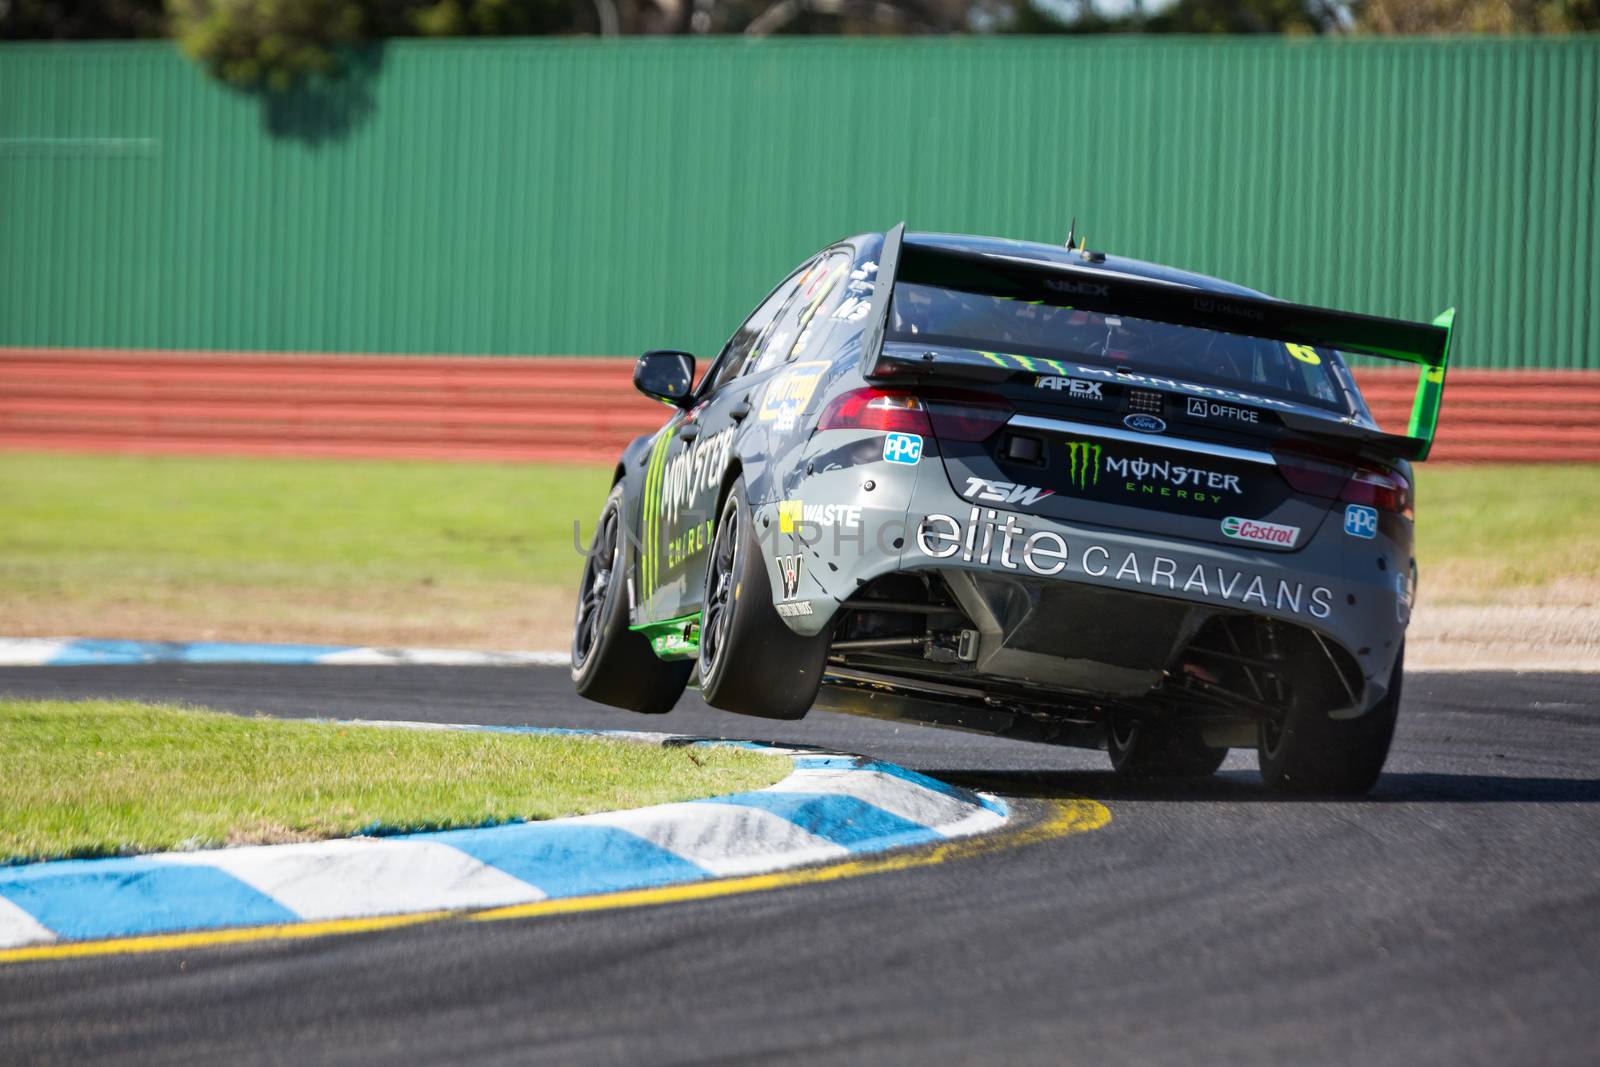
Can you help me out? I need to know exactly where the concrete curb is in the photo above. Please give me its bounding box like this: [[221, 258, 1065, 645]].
[[0, 724, 1008, 950], [5, 636, 1578, 672], [0, 637, 567, 667]]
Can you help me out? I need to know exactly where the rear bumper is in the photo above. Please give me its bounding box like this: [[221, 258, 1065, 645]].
[[758, 446, 1410, 710]]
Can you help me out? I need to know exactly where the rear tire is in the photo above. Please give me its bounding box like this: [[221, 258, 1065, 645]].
[[1257, 646, 1403, 795], [1106, 714, 1228, 780], [698, 479, 829, 719], [571, 483, 691, 714]]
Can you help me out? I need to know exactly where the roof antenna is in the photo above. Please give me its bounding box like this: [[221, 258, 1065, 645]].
[[1063, 216, 1076, 251]]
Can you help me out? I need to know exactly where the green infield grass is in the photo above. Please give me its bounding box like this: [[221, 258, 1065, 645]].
[[0, 699, 789, 863], [0, 452, 613, 648], [1416, 463, 1600, 603], [0, 452, 1595, 647]]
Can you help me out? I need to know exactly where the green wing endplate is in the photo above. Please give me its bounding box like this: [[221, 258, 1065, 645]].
[[1405, 307, 1455, 460]]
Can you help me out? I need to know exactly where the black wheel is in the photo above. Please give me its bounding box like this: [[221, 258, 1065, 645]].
[[1106, 714, 1228, 780], [698, 479, 829, 719], [571, 483, 691, 714], [1258, 645, 1403, 795]]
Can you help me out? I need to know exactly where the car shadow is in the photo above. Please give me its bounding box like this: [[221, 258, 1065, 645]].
[[926, 768, 1600, 804]]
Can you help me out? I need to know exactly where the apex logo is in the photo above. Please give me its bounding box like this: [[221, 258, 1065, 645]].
[[1042, 278, 1111, 298], [1034, 376, 1104, 399], [963, 477, 1055, 506], [1065, 441, 1102, 490], [776, 554, 804, 599]]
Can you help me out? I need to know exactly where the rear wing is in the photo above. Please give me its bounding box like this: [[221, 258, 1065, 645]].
[[863, 224, 1456, 461]]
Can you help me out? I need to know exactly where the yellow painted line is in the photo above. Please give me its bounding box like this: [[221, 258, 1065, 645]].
[[0, 797, 1110, 967], [0, 910, 450, 965], [468, 796, 1108, 924]]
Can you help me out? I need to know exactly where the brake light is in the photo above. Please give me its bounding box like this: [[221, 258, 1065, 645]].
[[816, 388, 931, 434], [1342, 466, 1414, 519]]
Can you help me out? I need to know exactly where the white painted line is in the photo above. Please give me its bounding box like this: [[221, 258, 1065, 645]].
[[0, 895, 57, 949], [0, 639, 70, 666], [772, 768, 988, 831], [930, 801, 1010, 841], [317, 648, 569, 667], [575, 803, 849, 877], [156, 839, 545, 921]]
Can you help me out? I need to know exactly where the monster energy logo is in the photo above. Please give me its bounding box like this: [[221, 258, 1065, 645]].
[[640, 427, 676, 602], [1065, 441, 1102, 490]]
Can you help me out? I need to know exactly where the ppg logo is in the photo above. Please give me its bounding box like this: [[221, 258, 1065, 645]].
[[1344, 504, 1380, 539], [883, 432, 923, 465]]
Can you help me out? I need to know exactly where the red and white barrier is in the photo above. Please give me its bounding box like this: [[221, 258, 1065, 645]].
[[3, 348, 1596, 464]]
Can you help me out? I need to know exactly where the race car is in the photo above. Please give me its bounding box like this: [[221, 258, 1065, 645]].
[[571, 225, 1454, 794]]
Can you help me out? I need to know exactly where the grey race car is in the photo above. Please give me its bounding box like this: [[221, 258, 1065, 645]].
[[572, 225, 1455, 794]]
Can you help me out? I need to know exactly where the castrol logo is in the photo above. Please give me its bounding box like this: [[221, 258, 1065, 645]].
[[1220, 516, 1300, 548]]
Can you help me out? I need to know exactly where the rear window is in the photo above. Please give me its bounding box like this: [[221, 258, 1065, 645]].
[[889, 282, 1350, 411]]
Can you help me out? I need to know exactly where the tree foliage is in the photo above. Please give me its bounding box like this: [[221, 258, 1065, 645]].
[[1354, 0, 1600, 32], [3, 0, 1596, 93], [1, 0, 166, 38], [166, 1, 597, 90], [1013, 0, 1598, 33]]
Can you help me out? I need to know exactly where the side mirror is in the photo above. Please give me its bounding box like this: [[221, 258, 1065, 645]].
[[634, 349, 695, 407]]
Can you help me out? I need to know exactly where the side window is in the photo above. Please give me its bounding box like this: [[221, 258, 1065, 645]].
[[705, 260, 813, 395], [747, 251, 854, 376]]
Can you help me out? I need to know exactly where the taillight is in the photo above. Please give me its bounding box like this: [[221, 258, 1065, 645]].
[[1274, 453, 1351, 499], [816, 388, 932, 434], [1275, 451, 1413, 519], [1342, 466, 1413, 520], [926, 397, 1013, 442]]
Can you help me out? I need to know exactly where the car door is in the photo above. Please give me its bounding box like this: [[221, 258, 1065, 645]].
[[737, 249, 856, 476], [679, 249, 861, 621], [633, 261, 814, 627]]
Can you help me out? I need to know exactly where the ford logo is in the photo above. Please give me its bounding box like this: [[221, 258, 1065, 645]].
[[1123, 414, 1167, 434]]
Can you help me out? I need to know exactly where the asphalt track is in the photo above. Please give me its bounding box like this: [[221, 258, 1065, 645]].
[[2, 666, 1597, 1065]]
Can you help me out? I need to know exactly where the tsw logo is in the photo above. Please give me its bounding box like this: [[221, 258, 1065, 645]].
[[1065, 441, 1102, 490], [963, 477, 1054, 506], [776, 554, 803, 599]]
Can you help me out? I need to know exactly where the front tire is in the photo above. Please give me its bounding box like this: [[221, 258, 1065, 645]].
[[571, 483, 691, 714], [1106, 714, 1228, 780], [1257, 646, 1403, 795], [698, 479, 829, 719]]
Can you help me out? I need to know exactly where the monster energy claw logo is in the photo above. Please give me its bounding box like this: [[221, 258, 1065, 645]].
[[1066, 441, 1102, 490]]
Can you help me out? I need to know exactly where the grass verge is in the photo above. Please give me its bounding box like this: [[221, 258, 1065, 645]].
[[1, 452, 1596, 648], [0, 451, 613, 648], [1415, 464, 1600, 603], [0, 699, 789, 864]]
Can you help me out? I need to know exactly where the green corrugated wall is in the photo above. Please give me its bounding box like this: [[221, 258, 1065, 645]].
[[2, 37, 1596, 367]]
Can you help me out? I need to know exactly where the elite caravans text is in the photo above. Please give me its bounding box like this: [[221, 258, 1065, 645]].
[[917, 507, 1334, 619]]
